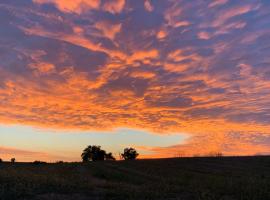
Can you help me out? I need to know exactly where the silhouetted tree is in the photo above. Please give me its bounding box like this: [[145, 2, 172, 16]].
[[121, 148, 139, 160], [81, 145, 114, 162], [11, 158, 15, 163], [0, 158, 2, 163], [105, 152, 116, 161]]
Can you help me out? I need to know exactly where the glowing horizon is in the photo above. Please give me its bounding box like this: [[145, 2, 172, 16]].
[[0, 124, 188, 162], [1, 0, 270, 161]]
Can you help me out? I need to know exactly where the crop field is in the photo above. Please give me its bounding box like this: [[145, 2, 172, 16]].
[[0, 156, 270, 200]]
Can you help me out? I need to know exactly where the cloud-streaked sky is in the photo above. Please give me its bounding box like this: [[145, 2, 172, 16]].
[[1, 0, 270, 161]]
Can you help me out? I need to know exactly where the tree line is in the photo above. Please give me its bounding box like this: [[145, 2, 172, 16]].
[[0, 146, 139, 163], [81, 145, 139, 161]]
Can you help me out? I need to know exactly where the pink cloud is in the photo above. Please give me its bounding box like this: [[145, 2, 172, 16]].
[[144, 0, 154, 12]]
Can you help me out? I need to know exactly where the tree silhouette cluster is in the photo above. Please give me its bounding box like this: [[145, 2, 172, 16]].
[[81, 145, 116, 162], [81, 145, 139, 162], [121, 148, 139, 160]]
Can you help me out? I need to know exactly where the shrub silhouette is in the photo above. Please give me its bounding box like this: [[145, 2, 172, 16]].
[[121, 148, 139, 160], [11, 158, 15, 163], [33, 160, 47, 165], [105, 152, 116, 161], [81, 145, 115, 162]]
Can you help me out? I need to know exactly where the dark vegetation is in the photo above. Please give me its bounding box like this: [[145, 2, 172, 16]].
[[121, 148, 139, 160], [81, 146, 139, 162], [81, 145, 116, 162], [0, 156, 270, 200], [33, 161, 47, 165]]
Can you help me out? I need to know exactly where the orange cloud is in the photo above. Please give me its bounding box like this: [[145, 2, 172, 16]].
[[29, 62, 55, 75], [102, 0, 125, 14], [95, 21, 122, 40], [128, 49, 159, 63], [20, 26, 126, 59], [157, 30, 167, 40], [137, 130, 270, 158], [33, 0, 100, 13]]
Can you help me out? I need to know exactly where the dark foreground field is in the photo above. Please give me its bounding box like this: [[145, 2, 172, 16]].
[[0, 156, 270, 200]]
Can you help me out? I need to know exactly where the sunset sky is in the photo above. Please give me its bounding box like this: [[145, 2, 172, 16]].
[[1, 0, 270, 162]]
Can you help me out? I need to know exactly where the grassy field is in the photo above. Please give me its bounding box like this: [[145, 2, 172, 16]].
[[0, 156, 270, 200]]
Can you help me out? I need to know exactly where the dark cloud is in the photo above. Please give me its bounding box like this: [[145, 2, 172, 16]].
[[100, 76, 149, 97], [185, 107, 228, 119], [145, 95, 193, 108], [227, 112, 270, 124]]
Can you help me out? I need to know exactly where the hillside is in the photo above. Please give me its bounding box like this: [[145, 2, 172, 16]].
[[0, 156, 270, 200]]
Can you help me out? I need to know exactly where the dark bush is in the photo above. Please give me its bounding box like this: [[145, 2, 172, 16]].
[[81, 145, 115, 162], [105, 152, 116, 161], [121, 148, 139, 160], [33, 160, 47, 165]]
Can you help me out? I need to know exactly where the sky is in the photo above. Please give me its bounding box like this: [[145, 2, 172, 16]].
[[0, 0, 270, 162]]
